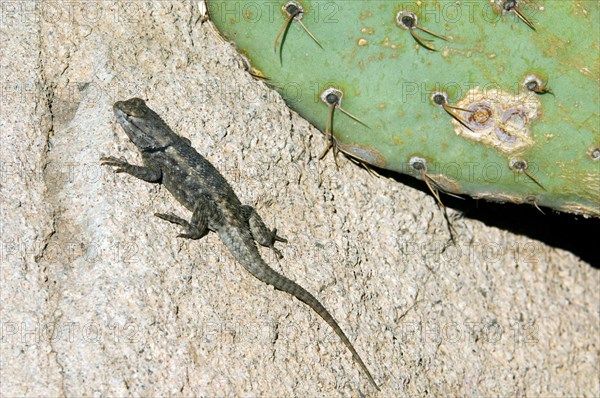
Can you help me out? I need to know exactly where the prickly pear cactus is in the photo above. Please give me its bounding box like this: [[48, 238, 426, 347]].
[[206, 0, 600, 217]]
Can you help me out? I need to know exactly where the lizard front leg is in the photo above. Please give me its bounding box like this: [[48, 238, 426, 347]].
[[241, 205, 287, 258], [100, 156, 162, 182]]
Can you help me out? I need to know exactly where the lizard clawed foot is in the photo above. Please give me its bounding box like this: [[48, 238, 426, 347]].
[[242, 205, 287, 257], [272, 228, 288, 243], [101, 155, 162, 182], [155, 212, 187, 224], [100, 156, 129, 173], [270, 228, 287, 259], [271, 246, 284, 260]]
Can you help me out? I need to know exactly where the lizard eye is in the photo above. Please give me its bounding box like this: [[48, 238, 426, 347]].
[[130, 108, 145, 117]]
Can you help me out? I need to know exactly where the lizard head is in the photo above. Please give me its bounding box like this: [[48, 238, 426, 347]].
[[113, 98, 177, 151]]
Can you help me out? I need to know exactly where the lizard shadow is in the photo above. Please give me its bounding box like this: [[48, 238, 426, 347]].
[[376, 168, 599, 268]]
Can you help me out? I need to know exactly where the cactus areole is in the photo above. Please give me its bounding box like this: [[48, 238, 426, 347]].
[[207, 1, 600, 217]]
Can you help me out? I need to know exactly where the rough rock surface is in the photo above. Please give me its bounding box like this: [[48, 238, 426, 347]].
[[1, 2, 598, 396]]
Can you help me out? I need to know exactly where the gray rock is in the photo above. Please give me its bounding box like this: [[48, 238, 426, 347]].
[[1, 1, 597, 396]]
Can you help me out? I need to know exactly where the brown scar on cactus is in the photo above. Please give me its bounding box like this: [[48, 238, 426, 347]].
[[431, 91, 474, 132], [337, 148, 382, 178], [274, 0, 322, 57], [337, 143, 387, 169], [589, 147, 600, 161], [319, 87, 370, 165], [395, 10, 449, 52], [501, 0, 537, 31], [452, 88, 540, 155]]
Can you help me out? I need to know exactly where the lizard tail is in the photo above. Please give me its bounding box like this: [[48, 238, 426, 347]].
[[261, 266, 380, 391], [225, 231, 379, 390]]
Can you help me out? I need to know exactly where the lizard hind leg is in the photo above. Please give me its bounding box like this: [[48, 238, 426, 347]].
[[155, 201, 210, 240], [242, 205, 287, 258]]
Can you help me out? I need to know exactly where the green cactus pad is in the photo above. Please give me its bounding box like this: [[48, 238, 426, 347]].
[[207, 0, 600, 217]]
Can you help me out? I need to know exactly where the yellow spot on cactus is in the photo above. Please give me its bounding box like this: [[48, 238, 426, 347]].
[[381, 36, 398, 49], [580, 67, 593, 77], [358, 38, 368, 46], [377, 103, 387, 109], [359, 10, 372, 20], [361, 27, 375, 35]]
